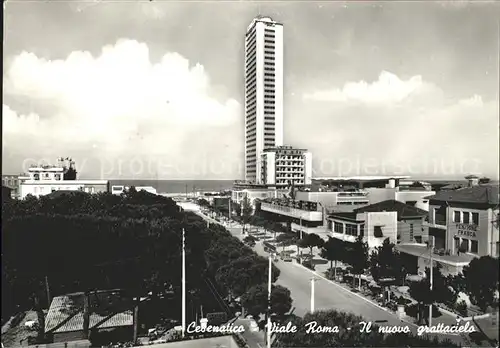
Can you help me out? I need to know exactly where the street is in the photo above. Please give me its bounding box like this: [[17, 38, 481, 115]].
[[196, 212, 470, 346]]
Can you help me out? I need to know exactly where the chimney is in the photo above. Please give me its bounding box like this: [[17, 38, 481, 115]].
[[83, 292, 90, 339], [465, 175, 479, 188]]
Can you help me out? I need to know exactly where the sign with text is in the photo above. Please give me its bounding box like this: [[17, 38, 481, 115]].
[[455, 224, 477, 238]]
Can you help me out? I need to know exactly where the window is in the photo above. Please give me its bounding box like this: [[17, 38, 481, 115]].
[[463, 212, 470, 224], [453, 211, 461, 222], [334, 222, 344, 233], [359, 224, 364, 237], [346, 224, 357, 236], [374, 226, 384, 238], [470, 240, 478, 254], [327, 220, 333, 230], [460, 239, 469, 253], [409, 224, 414, 242], [472, 212, 479, 225]]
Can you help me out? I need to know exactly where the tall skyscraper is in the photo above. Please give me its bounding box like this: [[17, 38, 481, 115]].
[[244, 16, 284, 184]]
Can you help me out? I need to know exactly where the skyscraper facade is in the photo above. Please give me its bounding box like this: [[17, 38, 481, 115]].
[[244, 16, 284, 183]]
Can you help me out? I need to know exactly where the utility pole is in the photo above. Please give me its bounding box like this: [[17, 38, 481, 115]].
[[428, 236, 434, 327], [310, 277, 317, 313], [182, 228, 186, 338], [45, 275, 51, 307], [267, 254, 272, 348]]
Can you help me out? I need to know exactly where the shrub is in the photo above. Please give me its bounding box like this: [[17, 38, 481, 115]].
[[456, 300, 468, 316]]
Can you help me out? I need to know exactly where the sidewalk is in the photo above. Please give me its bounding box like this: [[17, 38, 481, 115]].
[[313, 255, 475, 329]]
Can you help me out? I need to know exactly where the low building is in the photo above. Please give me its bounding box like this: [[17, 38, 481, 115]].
[[19, 159, 109, 199], [396, 177, 499, 276], [353, 200, 429, 244], [21, 180, 109, 199], [296, 176, 435, 212], [260, 145, 312, 189], [327, 210, 398, 249], [231, 187, 283, 206], [45, 290, 134, 344], [260, 198, 327, 238]]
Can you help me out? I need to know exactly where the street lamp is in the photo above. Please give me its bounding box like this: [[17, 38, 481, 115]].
[[310, 277, 318, 313], [266, 254, 273, 348]]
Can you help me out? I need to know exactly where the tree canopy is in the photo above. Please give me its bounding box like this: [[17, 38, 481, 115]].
[[1, 190, 281, 330], [462, 256, 499, 311], [273, 309, 458, 347], [240, 284, 292, 320]]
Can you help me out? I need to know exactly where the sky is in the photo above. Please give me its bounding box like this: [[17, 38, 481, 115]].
[[2, 0, 499, 180]]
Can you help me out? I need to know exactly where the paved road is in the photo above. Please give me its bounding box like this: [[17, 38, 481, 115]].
[[197, 212, 470, 346]]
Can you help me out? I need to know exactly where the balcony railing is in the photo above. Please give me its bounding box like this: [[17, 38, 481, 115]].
[[261, 201, 323, 221]]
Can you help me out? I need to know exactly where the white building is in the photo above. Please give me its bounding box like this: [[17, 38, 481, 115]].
[[244, 16, 284, 184], [261, 146, 312, 189], [327, 211, 398, 250], [296, 176, 435, 212], [232, 187, 282, 206], [19, 161, 109, 199]]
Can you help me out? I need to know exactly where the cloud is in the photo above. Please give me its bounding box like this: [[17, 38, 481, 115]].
[[298, 72, 499, 179], [2, 39, 242, 180], [303, 71, 436, 105]]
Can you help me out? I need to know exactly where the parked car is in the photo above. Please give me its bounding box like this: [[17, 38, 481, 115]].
[[280, 251, 293, 262]]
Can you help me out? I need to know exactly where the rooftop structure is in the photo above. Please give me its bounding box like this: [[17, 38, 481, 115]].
[[45, 290, 135, 340], [426, 185, 499, 206], [353, 200, 428, 220]]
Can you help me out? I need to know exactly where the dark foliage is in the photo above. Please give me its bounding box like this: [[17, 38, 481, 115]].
[[1, 190, 281, 326]]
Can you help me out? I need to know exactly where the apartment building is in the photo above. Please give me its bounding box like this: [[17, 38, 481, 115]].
[[261, 145, 312, 189]]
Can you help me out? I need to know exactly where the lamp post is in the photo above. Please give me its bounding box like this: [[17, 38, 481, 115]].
[[182, 227, 186, 338], [266, 254, 272, 348], [310, 277, 317, 313], [428, 236, 435, 327]]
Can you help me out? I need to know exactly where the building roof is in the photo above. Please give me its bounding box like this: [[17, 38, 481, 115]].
[[328, 212, 360, 221], [426, 185, 499, 205], [313, 176, 410, 181], [353, 200, 428, 220], [45, 291, 134, 334]]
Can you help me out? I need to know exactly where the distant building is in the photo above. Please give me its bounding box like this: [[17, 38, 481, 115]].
[[327, 210, 398, 250], [232, 187, 284, 207], [110, 186, 157, 195], [19, 158, 109, 199], [396, 176, 499, 276], [260, 145, 312, 189], [244, 16, 284, 183]]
